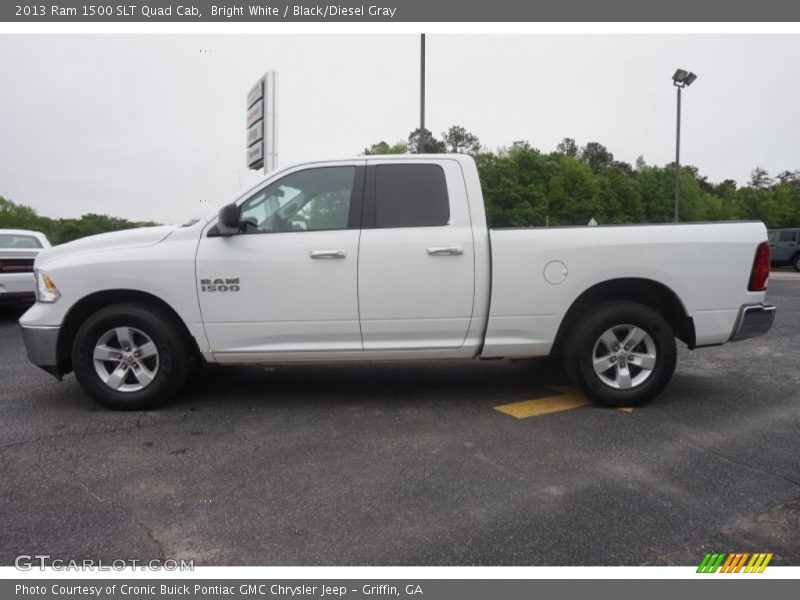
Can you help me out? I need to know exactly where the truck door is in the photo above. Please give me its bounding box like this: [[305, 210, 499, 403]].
[[773, 230, 798, 262], [357, 159, 476, 350], [196, 162, 365, 358]]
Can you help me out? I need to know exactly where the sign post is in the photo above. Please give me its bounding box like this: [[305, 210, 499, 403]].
[[246, 71, 277, 174]]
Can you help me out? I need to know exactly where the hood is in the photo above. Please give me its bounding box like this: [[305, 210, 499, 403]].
[[35, 225, 177, 267]]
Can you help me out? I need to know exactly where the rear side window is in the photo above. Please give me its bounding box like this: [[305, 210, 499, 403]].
[[374, 164, 449, 228], [779, 231, 797, 243]]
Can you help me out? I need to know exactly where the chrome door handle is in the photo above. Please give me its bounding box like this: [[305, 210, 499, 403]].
[[310, 249, 347, 259], [427, 246, 463, 256]]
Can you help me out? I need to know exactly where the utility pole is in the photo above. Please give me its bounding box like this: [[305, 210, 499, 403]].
[[419, 34, 425, 153]]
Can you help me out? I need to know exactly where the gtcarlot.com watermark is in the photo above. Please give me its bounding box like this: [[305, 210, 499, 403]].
[[15, 554, 194, 571]]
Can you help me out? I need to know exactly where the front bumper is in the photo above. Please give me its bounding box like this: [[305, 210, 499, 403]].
[[730, 304, 776, 342], [19, 324, 63, 378]]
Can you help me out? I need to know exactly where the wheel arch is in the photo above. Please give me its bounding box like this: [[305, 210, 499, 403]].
[[56, 289, 201, 375], [550, 278, 695, 356]]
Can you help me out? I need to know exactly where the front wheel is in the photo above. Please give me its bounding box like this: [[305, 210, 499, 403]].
[[793, 254, 800, 273], [563, 301, 677, 407], [72, 303, 190, 410]]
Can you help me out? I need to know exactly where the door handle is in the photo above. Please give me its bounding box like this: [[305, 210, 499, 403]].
[[310, 249, 347, 259], [427, 246, 463, 256]]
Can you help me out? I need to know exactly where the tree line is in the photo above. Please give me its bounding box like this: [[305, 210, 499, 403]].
[[365, 127, 800, 229], [2, 128, 798, 245], [0, 196, 158, 245]]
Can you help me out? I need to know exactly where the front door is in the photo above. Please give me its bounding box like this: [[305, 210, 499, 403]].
[[196, 162, 365, 359]]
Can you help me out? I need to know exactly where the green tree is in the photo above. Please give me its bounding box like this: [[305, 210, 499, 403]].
[[0, 195, 158, 245], [548, 156, 602, 225], [598, 166, 644, 223], [556, 137, 580, 158], [363, 140, 408, 155], [407, 128, 446, 154], [636, 165, 674, 222], [476, 145, 551, 227], [580, 142, 614, 173], [441, 126, 481, 155], [750, 167, 773, 189]]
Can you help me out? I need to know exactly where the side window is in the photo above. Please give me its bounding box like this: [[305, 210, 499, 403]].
[[374, 164, 449, 228], [779, 231, 797, 243], [238, 166, 356, 233]]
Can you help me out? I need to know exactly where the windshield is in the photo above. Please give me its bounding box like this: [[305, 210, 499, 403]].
[[0, 233, 43, 249]]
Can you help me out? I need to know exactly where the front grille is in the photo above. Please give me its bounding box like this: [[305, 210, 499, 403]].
[[0, 259, 35, 273]]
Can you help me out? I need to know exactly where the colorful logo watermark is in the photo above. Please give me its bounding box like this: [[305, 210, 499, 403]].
[[697, 552, 773, 573]]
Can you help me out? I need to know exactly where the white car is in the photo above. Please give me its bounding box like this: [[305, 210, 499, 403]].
[[0, 229, 51, 305], [19, 155, 774, 409]]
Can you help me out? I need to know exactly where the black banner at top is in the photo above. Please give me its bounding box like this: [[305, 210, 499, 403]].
[[4, 0, 800, 22]]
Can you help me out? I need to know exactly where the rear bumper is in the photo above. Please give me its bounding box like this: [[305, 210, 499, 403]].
[[730, 304, 776, 342], [0, 272, 35, 293], [19, 323, 63, 378], [0, 291, 35, 305], [0, 273, 36, 304]]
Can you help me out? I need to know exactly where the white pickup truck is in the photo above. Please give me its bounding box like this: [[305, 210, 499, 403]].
[[19, 155, 775, 410]]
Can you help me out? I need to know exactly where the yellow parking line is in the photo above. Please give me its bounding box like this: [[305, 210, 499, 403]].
[[493, 385, 590, 419], [618, 407, 634, 413]]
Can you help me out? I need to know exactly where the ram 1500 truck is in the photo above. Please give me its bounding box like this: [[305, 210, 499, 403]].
[[19, 155, 776, 410]]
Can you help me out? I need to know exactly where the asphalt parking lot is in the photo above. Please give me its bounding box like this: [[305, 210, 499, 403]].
[[1, 274, 798, 566]]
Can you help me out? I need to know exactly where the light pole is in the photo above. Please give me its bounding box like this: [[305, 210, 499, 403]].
[[672, 68, 697, 222]]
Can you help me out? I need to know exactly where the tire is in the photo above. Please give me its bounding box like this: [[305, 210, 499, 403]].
[[793, 254, 800, 273], [71, 303, 190, 410], [563, 301, 677, 407]]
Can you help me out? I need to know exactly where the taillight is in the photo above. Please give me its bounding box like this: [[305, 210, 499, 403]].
[[0, 259, 34, 273], [748, 241, 770, 292]]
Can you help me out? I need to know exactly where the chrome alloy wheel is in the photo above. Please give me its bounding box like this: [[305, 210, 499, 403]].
[[592, 324, 657, 390], [92, 327, 159, 392]]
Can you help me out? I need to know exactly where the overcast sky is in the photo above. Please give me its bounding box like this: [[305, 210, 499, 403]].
[[0, 34, 798, 223]]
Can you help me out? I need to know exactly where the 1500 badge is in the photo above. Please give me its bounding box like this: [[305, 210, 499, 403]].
[[200, 278, 240, 292]]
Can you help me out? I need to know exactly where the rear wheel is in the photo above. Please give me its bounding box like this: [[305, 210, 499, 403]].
[[793, 254, 800, 273], [563, 301, 677, 407], [72, 303, 190, 410]]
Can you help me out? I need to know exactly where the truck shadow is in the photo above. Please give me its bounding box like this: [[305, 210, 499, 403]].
[[178, 357, 572, 410]]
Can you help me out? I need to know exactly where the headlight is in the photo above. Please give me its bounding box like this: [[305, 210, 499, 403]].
[[34, 269, 61, 303]]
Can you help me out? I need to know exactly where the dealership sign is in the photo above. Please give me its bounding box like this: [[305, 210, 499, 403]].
[[246, 71, 277, 172]]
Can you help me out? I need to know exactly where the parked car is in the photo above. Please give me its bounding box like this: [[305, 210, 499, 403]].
[[0, 229, 51, 305], [19, 155, 775, 410], [768, 228, 800, 271]]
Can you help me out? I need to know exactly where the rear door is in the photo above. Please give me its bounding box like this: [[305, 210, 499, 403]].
[[357, 159, 476, 350]]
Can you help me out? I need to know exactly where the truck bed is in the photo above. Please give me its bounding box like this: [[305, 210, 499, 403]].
[[482, 221, 768, 357]]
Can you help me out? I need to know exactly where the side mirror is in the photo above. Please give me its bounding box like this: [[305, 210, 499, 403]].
[[211, 203, 240, 236]]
